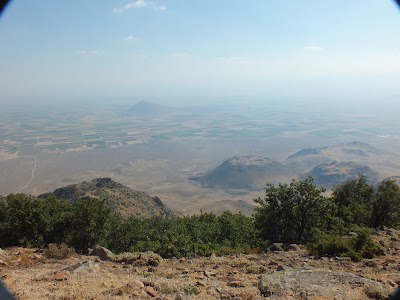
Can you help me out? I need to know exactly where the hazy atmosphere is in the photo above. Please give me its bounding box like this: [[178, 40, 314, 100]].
[[1, 0, 400, 104]]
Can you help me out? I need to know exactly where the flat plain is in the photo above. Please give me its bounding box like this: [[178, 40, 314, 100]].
[[1, 100, 400, 214]]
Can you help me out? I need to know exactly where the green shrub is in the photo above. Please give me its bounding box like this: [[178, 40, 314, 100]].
[[254, 177, 334, 244], [307, 228, 383, 261]]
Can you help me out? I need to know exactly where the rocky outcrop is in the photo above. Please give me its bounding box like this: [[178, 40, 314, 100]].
[[88, 245, 115, 262], [38, 178, 175, 218], [88, 246, 163, 267], [259, 267, 383, 299]]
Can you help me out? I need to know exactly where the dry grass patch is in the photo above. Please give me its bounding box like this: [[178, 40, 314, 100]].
[[44, 244, 76, 260]]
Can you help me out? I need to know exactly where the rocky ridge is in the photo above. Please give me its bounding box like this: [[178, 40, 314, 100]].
[[38, 177, 175, 218]]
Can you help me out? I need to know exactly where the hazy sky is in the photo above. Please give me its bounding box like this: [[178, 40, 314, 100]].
[[0, 0, 400, 104]]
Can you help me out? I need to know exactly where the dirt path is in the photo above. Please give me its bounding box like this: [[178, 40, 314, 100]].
[[16, 156, 37, 193]]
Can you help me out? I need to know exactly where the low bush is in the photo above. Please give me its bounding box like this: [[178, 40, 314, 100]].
[[307, 228, 383, 261]]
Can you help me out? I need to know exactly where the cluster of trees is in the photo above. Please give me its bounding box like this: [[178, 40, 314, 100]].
[[1, 175, 399, 260], [0, 195, 258, 257], [255, 176, 400, 260]]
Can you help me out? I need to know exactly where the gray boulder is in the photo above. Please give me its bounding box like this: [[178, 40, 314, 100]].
[[259, 267, 383, 299], [88, 245, 115, 261]]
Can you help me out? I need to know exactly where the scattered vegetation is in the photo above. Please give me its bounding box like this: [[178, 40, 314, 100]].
[[1, 176, 399, 261], [44, 243, 76, 259], [183, 285, 199, 296]]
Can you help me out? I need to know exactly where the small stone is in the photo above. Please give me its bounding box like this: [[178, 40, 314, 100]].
[[277, 265, 285, 271], [32, 254, 43, 260], [336, 257, 352, 262], [228, 280, 245, 287], [334, 294, 344, 300], [175, 293, 184, 300], [285, 244, 301, 251], [196, 281, 206, 287], [131, 280, 145, 290], [204, 270, 216, 277], [146, 286, 157, 297], [388, 279, 397, 287], [0, 260, 8, 266], [364, 260, 378, 268], [378, 225, 388, 231], [270, 243, 284, 251], [53, 272, 68, 281]]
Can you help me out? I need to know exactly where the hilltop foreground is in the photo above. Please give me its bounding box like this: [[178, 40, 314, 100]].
[[1, 227, 399, 300]]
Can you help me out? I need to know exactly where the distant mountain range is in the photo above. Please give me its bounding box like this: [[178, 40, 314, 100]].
[[39, 178, 175, 218], [286, 141, 378, 171], [190, 141, 385, 190]]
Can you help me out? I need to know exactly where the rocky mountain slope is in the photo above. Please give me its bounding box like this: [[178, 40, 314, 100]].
[[38, 178, 175, 218], [190, 156, 292, 190], [1, 227, 399, 299]]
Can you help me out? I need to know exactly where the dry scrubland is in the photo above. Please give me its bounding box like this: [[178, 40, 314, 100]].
[[1, 228, 400, 300]]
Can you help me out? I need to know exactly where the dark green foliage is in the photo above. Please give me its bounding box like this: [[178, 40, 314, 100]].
[[0, 194, 258, 257], [254, 177, 333, 244], [108, 211, 259, 258], [66, 197, 113, 252], [2, 175, 400, 260], [333, 176, 400, 229], [371, 179, 400, 228], [333, 175, 375, 227], [0, 194, 51, 247], [0, 194, 113, 252], [308, 228, 383, 261]]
